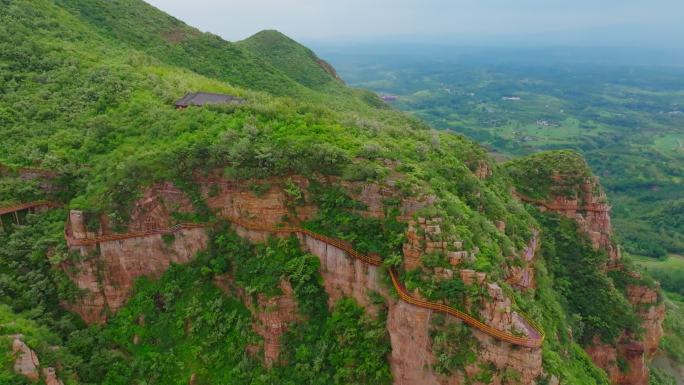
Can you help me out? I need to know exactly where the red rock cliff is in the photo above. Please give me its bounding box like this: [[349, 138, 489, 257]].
[[62, 176, 542, 383], [516, 175, 665, 385]]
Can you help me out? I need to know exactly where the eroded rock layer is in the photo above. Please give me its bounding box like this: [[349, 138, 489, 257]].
[[516, 174, 665, 385], [63, 176, 543, 384]]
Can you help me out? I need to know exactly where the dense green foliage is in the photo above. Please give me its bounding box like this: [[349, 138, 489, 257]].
[[0, 0, 385, 215], [430, 314, 479, 376], [0, 210, 82, 338], [276, 298, 392, 385], [0, 0, 673, 383], [0, 0, 535, 265], [504, 150, 592, 200], [237, 30, 343, 91], [635, 255, 684, 297], [649, 367, 677, 385], [53, 0, 314, 97], [83, 263, 260, 384], [210, 227, 329, 318], [331, 53, 684, 257], [304, 183, 406, 258], [532, 210, 640, 344]]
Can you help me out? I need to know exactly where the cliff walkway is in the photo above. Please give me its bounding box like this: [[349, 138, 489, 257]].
[[0, 201, 53, 216], [64, 218, 545, 348], [0, 201, 54, 230]]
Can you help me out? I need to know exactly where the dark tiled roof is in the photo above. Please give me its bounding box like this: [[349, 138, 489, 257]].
[[175, 92, 244, 107]]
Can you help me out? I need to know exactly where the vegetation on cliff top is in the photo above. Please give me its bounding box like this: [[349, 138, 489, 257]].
[[237, 30, 344, 90], [504, 150, 593, 200], [532, 211, 640, 344]]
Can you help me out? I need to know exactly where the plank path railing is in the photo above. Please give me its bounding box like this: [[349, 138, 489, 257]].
[[64, 217, 545, 348], [0, 200, 53, 216]]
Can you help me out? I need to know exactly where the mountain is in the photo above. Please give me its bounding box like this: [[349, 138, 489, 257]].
[[0, 1, 672, 385], [237, 29, 344, 89]]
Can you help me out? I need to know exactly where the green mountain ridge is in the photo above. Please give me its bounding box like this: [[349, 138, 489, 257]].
[[237, 29, 344, 89], [53, 0, 309, 96]]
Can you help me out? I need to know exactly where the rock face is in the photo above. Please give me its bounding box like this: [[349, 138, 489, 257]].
[[627, 285, 666, 359], [587, 284, 665, 385], [236, 223, 542, 385], [474, 160, 492, 180], [202, 176, 317, 226], [62, 176, 542, 383], [216, 276, 299, 366], [63, 225, 207, 323], [10, 336, 64, 384], [302, 235, 383, 309], [506, 231, 539, 290], [403, 217, 473, 271], [521, 177, 620, 263], [12, 337, 40, 381], [518, 175, 665, 385], [43, 367, 65, 385]]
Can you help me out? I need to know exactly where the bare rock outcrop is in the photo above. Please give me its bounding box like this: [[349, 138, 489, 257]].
[[202, 176, 317, 226], [628, 285, 666, 359], [516, 174, 665, 385], [9, 336, 64, 384], [43, 367, 65, 385], [61, 175, 542, 383], [474, 160, 492, 180], [520, 177, 620, 263], [63, 223, 208, 323], [12, 337, 40, 381], [403, 217, 472, 271], [387, 301, 443, 385]]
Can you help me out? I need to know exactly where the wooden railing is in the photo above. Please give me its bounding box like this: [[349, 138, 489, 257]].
[[0, 200, 53, 216], [388, 269, 543, 347], [63, 217, 544, 348], [64, 222, 211, 246]]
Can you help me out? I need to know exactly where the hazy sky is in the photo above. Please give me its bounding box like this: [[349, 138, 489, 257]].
[[146, 0, 684, 48]]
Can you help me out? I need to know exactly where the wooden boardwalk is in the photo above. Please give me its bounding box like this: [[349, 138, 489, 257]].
[[64, 217, 545, 348], [0, 201, 52, 216]]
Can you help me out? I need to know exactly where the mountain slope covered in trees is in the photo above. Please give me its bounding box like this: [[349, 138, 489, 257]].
[[0, 1, 677, 385]]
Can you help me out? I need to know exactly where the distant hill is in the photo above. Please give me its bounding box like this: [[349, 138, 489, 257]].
[[53, 0, 358, 101], [55, 0, 309, 95], [237, 30, 343, 89]]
